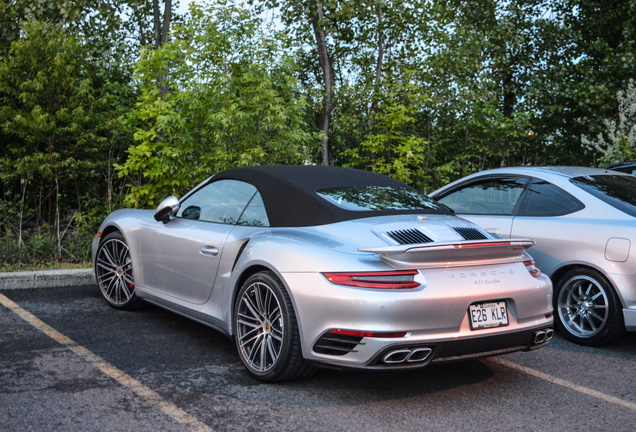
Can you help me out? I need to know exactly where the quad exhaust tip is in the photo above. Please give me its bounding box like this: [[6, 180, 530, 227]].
[[533, 328, 554, 345], [381, 328, 552, 365], [382, 347, 433, 364]]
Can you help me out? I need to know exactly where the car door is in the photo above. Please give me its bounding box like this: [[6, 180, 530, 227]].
[[435, 176, 530, 238], [139, 179, 259, 304]]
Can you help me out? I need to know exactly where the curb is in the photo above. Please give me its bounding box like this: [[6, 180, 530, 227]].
[[0, 269, 94, 290]]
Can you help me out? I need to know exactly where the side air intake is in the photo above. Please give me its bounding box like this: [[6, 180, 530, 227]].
[[313, 332, 364, 356]]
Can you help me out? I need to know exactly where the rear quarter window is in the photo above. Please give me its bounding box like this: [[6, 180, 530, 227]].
[[437, 178, 528, 215], [516, 180, 584, 216], [570, 175, 636, 217]]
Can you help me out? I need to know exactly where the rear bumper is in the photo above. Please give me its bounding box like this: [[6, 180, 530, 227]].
[[315, 325, 554, 370], [623, 307, 636, 332], [282, 261, 553, 370]]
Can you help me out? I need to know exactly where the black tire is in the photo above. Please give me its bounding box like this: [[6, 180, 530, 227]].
[[234, 271, 315, 382], [94, 231, 140, 310], [554, 268, 625, 346]]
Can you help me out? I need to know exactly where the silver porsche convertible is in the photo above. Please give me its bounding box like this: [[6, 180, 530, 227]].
[[92, 165, 553, 381]]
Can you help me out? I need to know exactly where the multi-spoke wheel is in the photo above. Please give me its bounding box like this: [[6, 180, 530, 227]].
[[555, 268, 624, 346], [234, 271, 314, 382], [95, 232, 139, 309]]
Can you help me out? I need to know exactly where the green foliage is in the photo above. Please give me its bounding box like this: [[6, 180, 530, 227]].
[[530, 0, 636, 165], [340, 81, 427, 188], [0, 19, 133, 213], [1, 0, 635, 268], [0, 11, 135, 267], [582, 79, 636, 165], [118, 2, 320, 208]]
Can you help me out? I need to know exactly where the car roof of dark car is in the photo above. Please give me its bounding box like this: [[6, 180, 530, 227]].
[[210, 165, 447, 227], [604, 161, 636, 172]]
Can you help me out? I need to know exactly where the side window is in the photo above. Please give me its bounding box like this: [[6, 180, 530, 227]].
[[517, 180, 584, 216], [177, 180, 258, 224], [437, 178, 528, 215], [238, 192, 270, 227]]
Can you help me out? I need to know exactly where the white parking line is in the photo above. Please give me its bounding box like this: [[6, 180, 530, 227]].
[[487, 357, 636, 411], [0, 293, 215, 432]]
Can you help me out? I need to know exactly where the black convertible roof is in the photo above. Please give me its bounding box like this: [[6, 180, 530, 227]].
[[211, 165, 446, 227]]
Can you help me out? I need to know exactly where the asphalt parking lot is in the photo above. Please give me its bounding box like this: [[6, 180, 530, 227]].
[[1, 283, 635, 432]]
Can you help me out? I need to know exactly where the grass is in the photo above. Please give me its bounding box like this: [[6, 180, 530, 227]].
[[1, 228, 94, 273], [0, 261, 92, 273]]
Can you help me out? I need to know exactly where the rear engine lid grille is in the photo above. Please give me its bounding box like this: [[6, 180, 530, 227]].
[[387, 229, 433, 245], [453, 227, 488, 240]]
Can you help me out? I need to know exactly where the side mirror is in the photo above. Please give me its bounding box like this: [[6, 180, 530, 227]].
[[154, 196, 180, 223]]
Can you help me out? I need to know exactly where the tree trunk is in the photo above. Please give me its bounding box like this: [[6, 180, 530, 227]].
[[310, 0, 334, 166], [153, 0, 161, 49], [375, 5, 384, 90], [461, 99, 471, 178], [153, 0, 172, 96], [153, 0, 173, 49], [369, 4, 384, 126], [161, 0, 172, 46], [502, 65, 515, 119]]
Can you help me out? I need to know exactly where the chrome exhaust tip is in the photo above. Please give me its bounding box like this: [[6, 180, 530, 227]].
[[383, 349, 411, 364], [533, 330, 546, 344], [545, 328, 554, 341], [407, 348, 433, 363]]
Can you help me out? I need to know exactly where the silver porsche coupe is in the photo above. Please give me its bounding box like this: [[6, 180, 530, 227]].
[[92, 165, 553, 382]]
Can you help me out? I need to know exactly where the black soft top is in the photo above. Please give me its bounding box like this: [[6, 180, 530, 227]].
[[210, 165, 447, 227]]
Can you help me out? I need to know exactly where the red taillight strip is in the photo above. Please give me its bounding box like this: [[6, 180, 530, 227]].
[[322, 270, 420, 289], [453, 242, 511, 248], [329, 329, 407, 338], [523, 259, 542, 278]]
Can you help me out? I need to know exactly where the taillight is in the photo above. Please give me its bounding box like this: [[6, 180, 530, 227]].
[[453, 241, 511, 248], [322, 270, 420, 289], [524, 260, 541, 278], [328, 329, 407, 338]]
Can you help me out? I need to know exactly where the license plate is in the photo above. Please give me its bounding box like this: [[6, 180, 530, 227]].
[[468, 301, 509, 330]]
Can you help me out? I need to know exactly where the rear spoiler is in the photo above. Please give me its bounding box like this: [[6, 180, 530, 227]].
[[358, 239, 535, 269]]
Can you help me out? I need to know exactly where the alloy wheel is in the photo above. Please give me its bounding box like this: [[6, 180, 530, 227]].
[[96, 235, 135, 307], [236, 281, 284, 373], [557, 274, 609, 339]]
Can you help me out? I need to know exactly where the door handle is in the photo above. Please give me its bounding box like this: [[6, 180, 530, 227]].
[[199, 246, 219, 256]]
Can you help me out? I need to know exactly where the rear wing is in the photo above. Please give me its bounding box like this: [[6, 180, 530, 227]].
[[359, 239, 535, 269]]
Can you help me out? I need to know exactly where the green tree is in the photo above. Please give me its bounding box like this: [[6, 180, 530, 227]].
[[530, 0, 636, 165], [582, 79, 636, 164], [118, 2, 320, 208], [0, 20, 134, 259]]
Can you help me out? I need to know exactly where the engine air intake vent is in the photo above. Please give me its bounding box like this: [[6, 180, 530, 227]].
[[454, 227, 488, 240], [313, 332, 364, 356], [387, 229, 433, 245]]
